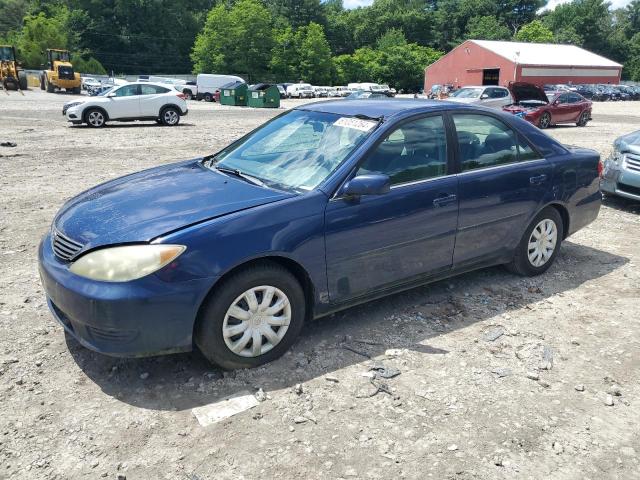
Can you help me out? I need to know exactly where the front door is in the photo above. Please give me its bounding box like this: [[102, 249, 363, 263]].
[[450, 113, 552, 267], [107, 84, 140, 119], [324, 114, 459, 303]]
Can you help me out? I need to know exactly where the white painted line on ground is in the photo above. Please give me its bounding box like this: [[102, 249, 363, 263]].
[[192, 391, 259, 427]]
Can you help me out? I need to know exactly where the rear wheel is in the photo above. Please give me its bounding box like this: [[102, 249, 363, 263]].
[[72, 86, 81, 94], [576, 111, 589, 127], [18, 71, 28, 90], [539, 112, 551, 129], [45, 77, 54, 93], [160, 107, 180, 126], [84, 108, 106, 128], [203, 93, 213, 102], [195, 262, 305, 369], [507, 207, 563, 276]]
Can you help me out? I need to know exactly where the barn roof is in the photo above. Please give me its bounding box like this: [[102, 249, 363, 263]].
[[470, 40, 622, 68]]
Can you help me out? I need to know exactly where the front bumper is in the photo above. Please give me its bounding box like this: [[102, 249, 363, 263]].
[[601, 154, 640, 201], [64, 105, 83, 123], [38, 234, 216, 357]]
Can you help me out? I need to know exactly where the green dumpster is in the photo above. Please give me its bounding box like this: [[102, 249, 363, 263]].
[[219, 81, 248, 106], [247, 83, 281, 108]]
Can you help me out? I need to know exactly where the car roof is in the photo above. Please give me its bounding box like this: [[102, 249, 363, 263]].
[[297, 99, 465, 119]]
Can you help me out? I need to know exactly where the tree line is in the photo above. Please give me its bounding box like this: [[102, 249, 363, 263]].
[[1, 0, 639, 89]]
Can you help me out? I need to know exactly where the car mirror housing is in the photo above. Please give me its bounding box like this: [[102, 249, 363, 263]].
[[480, 93, 489, 99], [342, 174, 391, 197], [107, 92, 116, 98]]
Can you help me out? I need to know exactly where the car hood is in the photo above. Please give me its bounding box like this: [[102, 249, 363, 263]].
[[446, 97, 479, 104], [615, 130, 640, 154], [509, 82, 548, 104], [53, 159, 293, 250]]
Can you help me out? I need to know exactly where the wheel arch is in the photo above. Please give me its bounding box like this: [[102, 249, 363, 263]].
[[159, 103, 183, 117], [83, 106, 109, 122], [193, 255, 317, 335], [542, 202, 570, 240]]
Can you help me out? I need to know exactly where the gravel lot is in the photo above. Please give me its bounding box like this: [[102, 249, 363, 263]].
[[1, 90, 639, 480]]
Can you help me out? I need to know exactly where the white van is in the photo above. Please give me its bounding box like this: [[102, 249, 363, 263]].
[[287, 83, 314, 98], [335, 86, 352, 97], [196, 74, 244, 102]]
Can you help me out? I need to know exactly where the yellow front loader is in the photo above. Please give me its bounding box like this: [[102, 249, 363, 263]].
[[0, 45, 28, 91], [40, 49, 81, 93]]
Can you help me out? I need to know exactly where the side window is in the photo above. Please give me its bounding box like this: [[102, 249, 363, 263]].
[[517, 136, 539, 161], [357, 115, 447, 185], [140, 84, 169, 95], [452, 114, 518, 171], [495, 88, 509, 98], [557, 93, 570, 104], [114, 85, 139, 97]]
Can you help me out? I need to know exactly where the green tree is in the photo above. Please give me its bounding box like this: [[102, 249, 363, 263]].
[[15, 10, 71, 68], [192, 0, 275, 79], [465, 16, 512, 40], [295, 22, 333, 84], [0, 0, 30, 38], [71, 53, 107, 74], [625, 32, 640, 81], [514, 20, 554, 43], [543, 0, 611, 55]]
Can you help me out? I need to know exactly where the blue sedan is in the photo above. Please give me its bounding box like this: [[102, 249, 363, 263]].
[[39, 100, 602, 369]]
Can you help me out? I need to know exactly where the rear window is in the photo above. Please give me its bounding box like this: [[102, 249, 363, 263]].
[[141, 84, 170, 95]]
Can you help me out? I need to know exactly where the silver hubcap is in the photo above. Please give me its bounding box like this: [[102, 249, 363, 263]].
[[88, 111, 104, 126], [164, 110, 178, 124], [541, 114, 550, 127], [528, 219, 558, 267], [222, 286, 291, 358]]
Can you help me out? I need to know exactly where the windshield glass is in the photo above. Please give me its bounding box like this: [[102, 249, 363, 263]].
[[50, 50, 70, 62], [97, 86, 115, 96], [0, 46, 15, 61], [211, 110, 377, 192], [451, 88, 483, 98]]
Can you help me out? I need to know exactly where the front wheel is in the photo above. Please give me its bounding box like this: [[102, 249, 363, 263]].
[[576, 111, 589, 127], [538, 112, 551, 129], [507, 207, 563, 276], [195, 262, 306, 369], [84, 108, 106, 128], [160, 107, 180, 126]]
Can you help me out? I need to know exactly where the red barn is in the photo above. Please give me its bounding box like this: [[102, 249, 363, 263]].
[[424, 40, 623, 92]]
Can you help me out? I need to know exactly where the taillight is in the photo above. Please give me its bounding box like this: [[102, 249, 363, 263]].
[[597, 158, 604, 177], [176, 93, 186, 100]]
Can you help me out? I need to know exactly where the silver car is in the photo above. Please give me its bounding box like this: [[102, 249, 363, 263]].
[[447, 86, 513, 109], [602, 130, 640, 201]]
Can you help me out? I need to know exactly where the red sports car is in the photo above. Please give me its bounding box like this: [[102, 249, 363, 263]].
[[502, 82, 592, 129]]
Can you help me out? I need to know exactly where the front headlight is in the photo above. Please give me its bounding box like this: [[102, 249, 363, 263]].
[[69, 244, 186, 282], [65, 102, 82, 109]]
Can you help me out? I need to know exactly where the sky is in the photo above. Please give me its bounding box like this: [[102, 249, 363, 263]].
[[343, 0, 633, 9]]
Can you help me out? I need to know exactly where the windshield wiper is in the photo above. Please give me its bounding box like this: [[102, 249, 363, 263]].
[[214, 165, 266, 187]]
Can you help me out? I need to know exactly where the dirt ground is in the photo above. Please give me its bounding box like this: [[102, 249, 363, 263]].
[[1, 90, 639, 480]]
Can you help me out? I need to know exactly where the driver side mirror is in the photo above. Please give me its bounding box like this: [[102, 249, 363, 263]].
[[107, 92, 116, 98], [480, 93, 489, 99], [342, 174, 391, 197]]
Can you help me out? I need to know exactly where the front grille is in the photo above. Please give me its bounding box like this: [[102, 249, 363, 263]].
[[618, 182, 640, 197], [52, 230, 83, 261], [57, 66, 75, 80], [624, 153, 640, 173]]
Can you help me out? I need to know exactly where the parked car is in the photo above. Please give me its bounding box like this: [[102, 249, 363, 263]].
[[447, 86, 512, 109], [62, 82, 188, 127], [313, 86, 328, 98], [196, 74, 244, 102], [334, 86, 352, 97], [40, 99, 601, 369], [173, 81, 198, 100], [601, 130, 640, 201], [344, 90, 392, 99], [502, 83, 591, 129], [286, 83, 314, 98], [81, 77, 101, 91]]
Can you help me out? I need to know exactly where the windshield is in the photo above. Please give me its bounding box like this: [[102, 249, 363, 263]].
[[451, 88, 483, 98], [210, 110, 378, 192], [97, 86, 115, 96], [50, 50, 70, 62], [0, 46, 15, 61]]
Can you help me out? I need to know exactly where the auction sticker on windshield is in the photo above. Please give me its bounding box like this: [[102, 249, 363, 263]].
[[334, 117, 378, 132]]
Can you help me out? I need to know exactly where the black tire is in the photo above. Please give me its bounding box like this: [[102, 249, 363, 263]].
[[46, 77, 54, 93], [576, 111, 589, 127], [72, 86, 81, 94], [507, 206, 564, 277], [203, 93, 213, 102], [160, 106, 180, 126], [539, 112, 551, 129], [18, 71, 28, 90], [84, 108, 107, 128], [40, 75, 45, 91], [195, 262, 306, 369]]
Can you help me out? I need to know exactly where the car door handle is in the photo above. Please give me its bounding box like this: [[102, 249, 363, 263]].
[[433, 194, 457, 207], [530, 174, 548, 185]]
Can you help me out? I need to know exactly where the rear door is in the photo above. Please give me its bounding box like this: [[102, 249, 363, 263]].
[[450, 113, 552, 267], [139, 84, 171, 117], [483, 87, 511, 108], [324, 114, 459, 302]]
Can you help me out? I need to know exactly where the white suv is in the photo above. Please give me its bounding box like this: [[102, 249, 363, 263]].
[[63, 82, 188, 128], [446, 86, 513, 109]]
